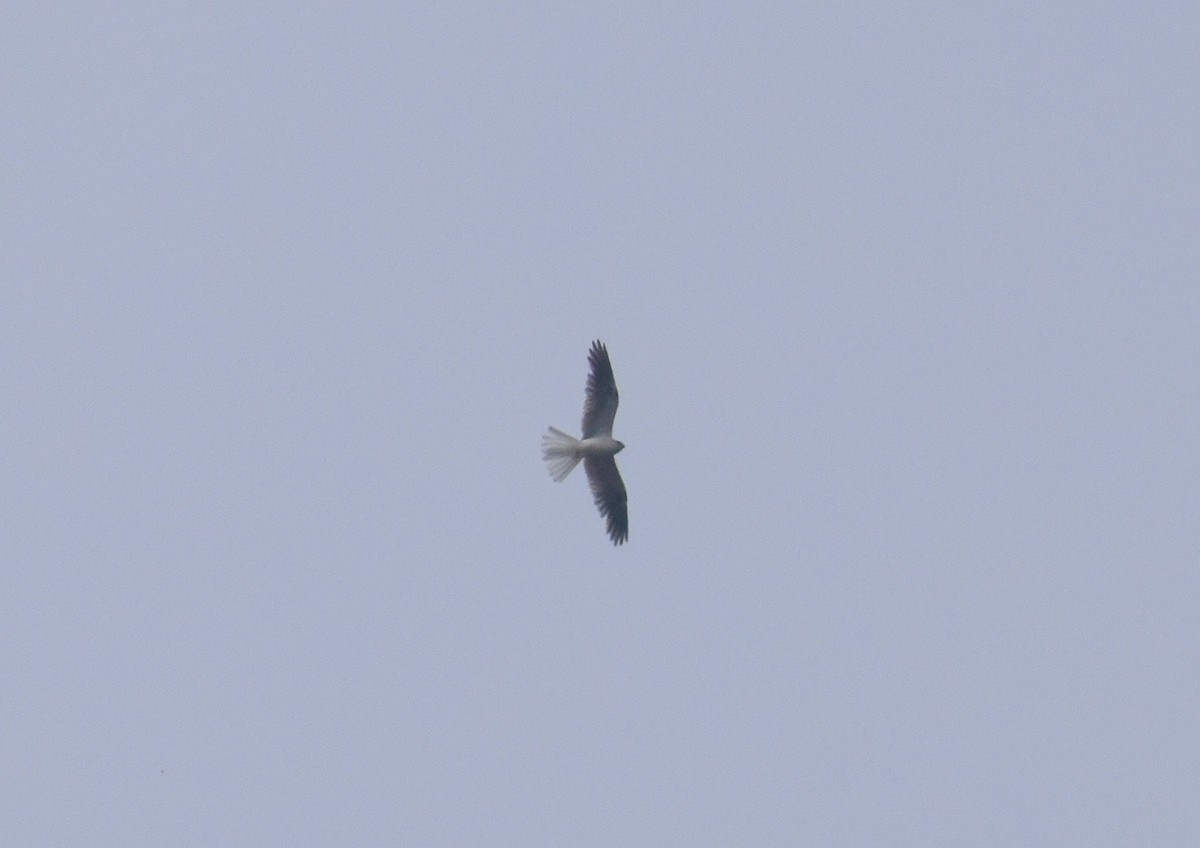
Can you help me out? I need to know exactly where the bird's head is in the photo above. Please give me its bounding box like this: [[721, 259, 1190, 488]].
[[613, 440, 625, 454]]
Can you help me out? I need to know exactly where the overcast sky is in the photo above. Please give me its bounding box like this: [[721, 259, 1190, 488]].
[[3, 2, 1198, 845]]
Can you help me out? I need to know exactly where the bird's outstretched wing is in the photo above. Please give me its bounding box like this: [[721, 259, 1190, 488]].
[[584, 455, 628, 545], [581, 340, 619, 437]]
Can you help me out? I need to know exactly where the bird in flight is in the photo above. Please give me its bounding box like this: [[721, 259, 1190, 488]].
[[542, 340, 628, 545]]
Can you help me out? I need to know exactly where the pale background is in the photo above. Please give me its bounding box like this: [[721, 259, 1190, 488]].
[[3, 3, 1197, 845]]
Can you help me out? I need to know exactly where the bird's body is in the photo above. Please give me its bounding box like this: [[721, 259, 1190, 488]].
[[542, 341, 628, 545]]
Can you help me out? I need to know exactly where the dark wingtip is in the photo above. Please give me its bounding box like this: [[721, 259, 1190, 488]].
[[587, 340, 613, 377], [608, 518, 628, 546]]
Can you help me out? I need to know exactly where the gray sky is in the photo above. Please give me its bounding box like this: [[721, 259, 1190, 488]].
[[4, 2, 1198, 845]]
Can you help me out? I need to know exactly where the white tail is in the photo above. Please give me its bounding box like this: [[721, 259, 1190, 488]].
[[542, 427, 582, 482]]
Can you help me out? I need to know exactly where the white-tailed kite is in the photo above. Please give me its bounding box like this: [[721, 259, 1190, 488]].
[[542, 340, 628, 545]]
